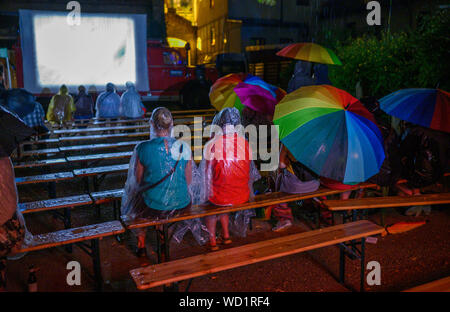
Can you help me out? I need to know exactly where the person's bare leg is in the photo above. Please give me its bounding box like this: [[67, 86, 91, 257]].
[[341, 191, 351, 200], [219, 214, 230, 242], [205, 215, 217, 247]]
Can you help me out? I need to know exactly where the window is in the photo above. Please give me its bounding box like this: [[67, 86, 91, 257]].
[[251, 37, 266, 46], [296, 0, 309, 5], [210, 27, 216, 46], [163, 51, 182, 65]]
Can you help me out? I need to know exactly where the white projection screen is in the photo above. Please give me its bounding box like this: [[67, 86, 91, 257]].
[[19, 10, 149, 93]]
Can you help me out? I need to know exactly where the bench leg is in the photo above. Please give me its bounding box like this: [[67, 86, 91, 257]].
[[91, 238, 103, 292], [163, 224, 170, 262], [64, 208, 73, 253], [339, 243, 345, 284], [83, 177, 90, 193], [48, 182, 56, 199], [185, 279, 193, 292], [360, 238, 366, 292]]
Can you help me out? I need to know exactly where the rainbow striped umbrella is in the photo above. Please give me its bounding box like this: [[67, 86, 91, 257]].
[[209, 74, 286, 115], [380, 88, 450, 133], [209, 74, 244, 111], [276, 43, 342, 66], [273, 85, 385, 183]]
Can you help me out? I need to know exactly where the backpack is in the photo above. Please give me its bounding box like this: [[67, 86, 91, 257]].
[[404, 130, 442, 188]]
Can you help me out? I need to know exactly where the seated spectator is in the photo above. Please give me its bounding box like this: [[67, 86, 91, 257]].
[[95, 82, 121, 119], [271, 144, 320, 231], [73, 85, 94, 120], [313, 63, 332, 85], [46, 85, 75, 124], [22, 99, 49, 150], [397, 125, 450, 216], [202, 108, 258, 250], [121, 107, 192, 257], [120, 81, 145, 119]]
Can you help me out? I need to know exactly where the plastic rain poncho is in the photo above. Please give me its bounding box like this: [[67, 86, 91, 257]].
[[73, 86, 94, 119], [120, 119, 210, 244], [198, 107, 261, 237], [0, 157, 32, 259], [313, 63, 332, 85], [95, 83, 121, 119], [287, 60, 314, 93], [46, 85, 75, 123], [120, 81, 144, 119]]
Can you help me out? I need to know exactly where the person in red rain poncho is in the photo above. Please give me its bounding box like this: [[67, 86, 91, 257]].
[[202, 107, 254, 251]]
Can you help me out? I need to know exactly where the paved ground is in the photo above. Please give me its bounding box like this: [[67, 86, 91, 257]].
[[4, 170, 449, 292], [5, 104, 449, 292]]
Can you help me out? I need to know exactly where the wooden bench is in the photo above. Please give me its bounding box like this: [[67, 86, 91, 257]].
[[15, 171, 74, 186], [59, 132, 149, 143], [19, 194, 93, 230], [67, 151, 133, 163], [90, 189, 124, 205], [403, 276, 450, 292], [19, 221, 125, 291], [324, 193, 450, 211], [130, 220, 384, 292], [20, 148, 60, 157], [14, 158, 67, 169], [122, 183, 378, 263], [59, 141, 142, 153], [323, 193, 450, 225]]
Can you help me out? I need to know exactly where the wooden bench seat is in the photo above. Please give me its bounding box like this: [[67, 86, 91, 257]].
[[53, 125, 149, 135], [73, 164, 129, 177], [90, 189, 124, 204], [18, 221, 125, 291], [130, 220, 384, 291], [15, 171, 74, 185], [14, 158, 67, 169], [18, 194, 93, 214], [21, 138, 59, 145], [123, 183, 379, 230], [324, 193, 450, 211], [59, 141, 141, 152], [67, 151, 133, 163], [20, 148, 60, 157], [403, 276, 450, 292], [59, 132, 149, 142]]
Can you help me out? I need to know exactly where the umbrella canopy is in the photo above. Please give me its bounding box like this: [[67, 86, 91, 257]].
[[209, 73, 286, 114], [276, 43, 342, 66], [0, 105, 35, 157], [0, 88, 36, 118], [233, 82, 278, 116], [273, 85, 385, 183], [379, 88, 450, 133], [209, 74, 243, 111]]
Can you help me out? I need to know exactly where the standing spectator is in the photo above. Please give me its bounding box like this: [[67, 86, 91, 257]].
[[313, 63, 332, 85], [46, 85, 75, 124], [95, 82, 121, 119], [120, 81, 144, 119], [287, 60, 315, 93], [73, 85, 94, 120]]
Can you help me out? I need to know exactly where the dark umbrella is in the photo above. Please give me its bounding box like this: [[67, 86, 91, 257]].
[[0, 88, 36, 118], [0, 105, 35, 157]]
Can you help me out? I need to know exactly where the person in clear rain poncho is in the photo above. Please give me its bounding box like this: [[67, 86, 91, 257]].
[[287, 60, 315, 93], [120, 81, 145, 119], [121, 107, 195, 257], [199, 107, 261, 251], [95, 82, 121, 119]]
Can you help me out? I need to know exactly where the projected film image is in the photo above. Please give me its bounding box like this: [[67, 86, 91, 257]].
[[33, 15, 136, 89]]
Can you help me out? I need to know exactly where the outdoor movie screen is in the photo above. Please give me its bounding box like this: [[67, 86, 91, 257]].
[[19, 10, 149, 93]]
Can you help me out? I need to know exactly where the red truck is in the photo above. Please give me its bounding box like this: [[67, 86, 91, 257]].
[[13, 40, 218, 109]]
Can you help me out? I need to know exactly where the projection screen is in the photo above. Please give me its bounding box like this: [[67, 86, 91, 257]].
[[19, 10, 149, 93]]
